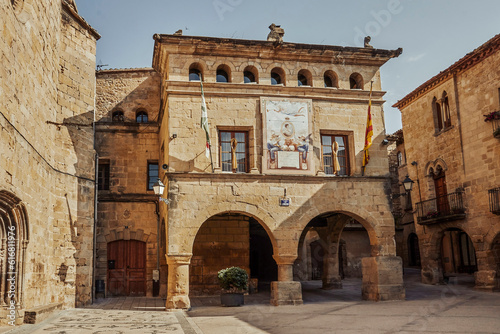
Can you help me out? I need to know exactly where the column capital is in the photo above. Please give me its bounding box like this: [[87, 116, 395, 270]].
[[166, 253, 192, 265], [272, 254, 297, 265]]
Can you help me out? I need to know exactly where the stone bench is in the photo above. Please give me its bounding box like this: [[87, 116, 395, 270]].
[[24, 302, 63, 324]]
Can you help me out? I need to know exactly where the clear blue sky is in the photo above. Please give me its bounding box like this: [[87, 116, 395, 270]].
[[77, 0, 500, 133]]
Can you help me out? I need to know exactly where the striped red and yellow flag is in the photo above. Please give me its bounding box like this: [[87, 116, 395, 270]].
[[363, 83, 373, 168]]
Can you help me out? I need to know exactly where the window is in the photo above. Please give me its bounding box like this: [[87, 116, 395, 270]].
[[244, 71, 255, 83], [271, 67, 285, 85], [349, 73, 364, 89], [321, 134, 349, 176], [433, 92, 451, 131], [216, 65, 230, 83], [136, 110, 148, 123], [324, 71, 338, 88], [112, 110, 124, 122], [147, 162, 159, 190], [220, 131, 248, 173], [189, 69, 201, 81], [98, 161, 110, 190], [397, 151, 403, 166], [297, 69, 311, 86]]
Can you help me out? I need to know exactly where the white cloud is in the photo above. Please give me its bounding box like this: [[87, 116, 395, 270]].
[[407, 53, 426, 62]]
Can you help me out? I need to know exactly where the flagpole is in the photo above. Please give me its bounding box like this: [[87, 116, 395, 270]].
[[200, 79, 214, 173], [362, 81, 374, 176]]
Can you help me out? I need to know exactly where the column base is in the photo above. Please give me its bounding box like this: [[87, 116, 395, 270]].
[[270, 281, 303, 306], [166, 295, 191, 311], [361, 256, 405, 301], [322, 277, 342, 289], [474, 270, 497, 291]]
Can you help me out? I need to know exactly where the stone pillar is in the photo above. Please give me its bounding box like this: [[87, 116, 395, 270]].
[[165, 254, 192, 310], [271, 255, 303, 306], [361, 256, 405, 301], [474, 250, 497, 291], [322, 243, 342, 289]]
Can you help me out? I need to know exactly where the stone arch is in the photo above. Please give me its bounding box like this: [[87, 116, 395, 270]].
[[424, 158, 449, 176], [349, 72, 364, 89], [287, 202, 387, 256], [215, 63, 235, 83], [324, 70, 339, 88], [179, 202, 278, 256], [297, 69, 313, 86], [188, 61, 207, 81], [105, 228, 150, 243], [0, 190, 29, 308]]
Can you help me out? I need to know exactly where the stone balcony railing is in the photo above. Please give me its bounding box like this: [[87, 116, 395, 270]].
[[416, 191, 466, 225]]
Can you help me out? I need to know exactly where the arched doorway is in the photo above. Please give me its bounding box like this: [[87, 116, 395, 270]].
[[441, 228, 477, 281], [295, 212, 371, 297], [408, 233, 421, 267], [0, 191, 29, 308], [107, 240, 147, 296], [190, 213, 277, 296]]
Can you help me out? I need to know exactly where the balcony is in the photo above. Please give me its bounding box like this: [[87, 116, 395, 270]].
[[416, 191, 466, 225], [489, 187, 500, 215]]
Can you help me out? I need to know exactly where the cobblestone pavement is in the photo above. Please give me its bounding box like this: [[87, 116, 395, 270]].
[[2, 269, 499, 334]]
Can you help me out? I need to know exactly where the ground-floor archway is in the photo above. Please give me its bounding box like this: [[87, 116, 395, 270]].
[[492, 233, 500, 290], [440, 228, 477, 282], [190, 213, 277, 296], [408, 233, 421, 267], [294, 211, 404, 301]]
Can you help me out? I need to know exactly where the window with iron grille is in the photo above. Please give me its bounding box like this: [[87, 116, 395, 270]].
[[220, 131, 248, 173], [321, 134, 349, 176]]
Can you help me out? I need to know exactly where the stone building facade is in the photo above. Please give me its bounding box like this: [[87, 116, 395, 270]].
[[394, 34, 500, 290], [0, 0, 98, 325], [95, 30, 405, 309], [387, 130, 420, 268]]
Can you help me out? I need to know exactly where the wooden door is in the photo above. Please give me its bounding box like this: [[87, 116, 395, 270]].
[[434, 175, 449, 213], [107, 240, 146, 296]]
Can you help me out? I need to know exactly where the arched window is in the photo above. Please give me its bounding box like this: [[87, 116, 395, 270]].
[[243, 66, 258, 84], [189, 69, 201, 81], [297, 69, 312, 86], [112, 110, 124, 122], [349, 73, 364, 89], [397, 151, 403, 166], [244, 71, 255, 83], [433, 92, 451, 132], [216, 65, 231, 83], [189, 63, 204, 81], [271, 67, 285, 85], [136, 110, 148, 123], [324, 70, 338, 88]]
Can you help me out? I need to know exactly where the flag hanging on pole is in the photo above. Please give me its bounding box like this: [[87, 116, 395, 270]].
[[362, 82, 374, 174], [200, 80, 211, 159]]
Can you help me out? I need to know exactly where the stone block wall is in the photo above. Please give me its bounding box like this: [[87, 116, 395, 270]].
[[0, 0, 98, 323], [190, 214, 250, 295]]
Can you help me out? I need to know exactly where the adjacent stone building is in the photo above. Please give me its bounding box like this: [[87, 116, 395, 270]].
[[0, 0, 98, 325], [393, 34, 500, 289], [95, 29, 405, 309]]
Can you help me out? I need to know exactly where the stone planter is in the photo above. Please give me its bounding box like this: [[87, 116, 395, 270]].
[[220, 292, 244, 307]]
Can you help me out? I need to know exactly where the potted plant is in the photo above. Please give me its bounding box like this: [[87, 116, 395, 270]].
[[218, 266, 248, 307]]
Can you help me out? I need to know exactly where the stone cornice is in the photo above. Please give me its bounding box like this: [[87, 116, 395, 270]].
[[165, 80, 387, 105], [61, 0, 100, 40], [165, 171, 389, 184], [393, 34, 500, 110], [95, 122, 159, 133], [152, 34, 402, 69], [96, 68, 157, 76]]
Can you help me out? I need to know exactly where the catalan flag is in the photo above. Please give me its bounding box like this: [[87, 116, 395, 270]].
[[362, 82, 373, 173]]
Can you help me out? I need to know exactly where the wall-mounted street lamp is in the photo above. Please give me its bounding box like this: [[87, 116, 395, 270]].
[[153, 179, 170, 204], [392, 175, 414, 198]]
